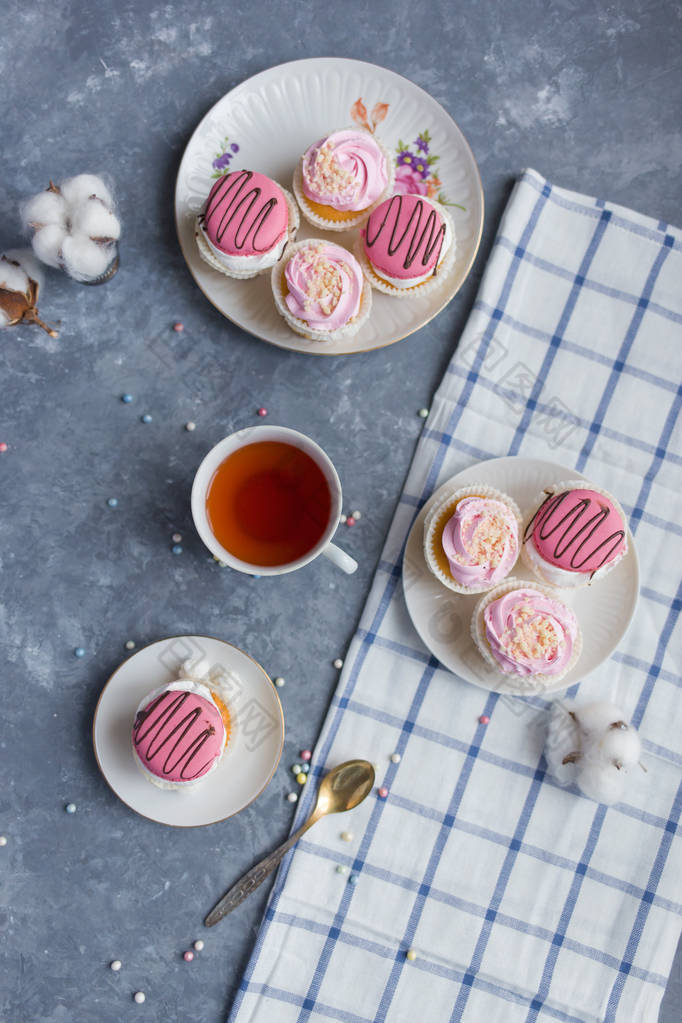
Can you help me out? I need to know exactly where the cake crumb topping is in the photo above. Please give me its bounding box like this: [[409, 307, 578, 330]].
[[502, 604, 561, 662], [304, 141, 358, 204], [302, 248, 345, 316]]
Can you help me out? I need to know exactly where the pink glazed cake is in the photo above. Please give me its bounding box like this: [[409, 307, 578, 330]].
[[522, 482, 628, 588], [357, 193, 456, 297], [196, 169, 298, 278], [132, 680, 231, 790]]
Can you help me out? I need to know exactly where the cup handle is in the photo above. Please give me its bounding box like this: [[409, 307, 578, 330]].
[[322, 542, 358, 575]]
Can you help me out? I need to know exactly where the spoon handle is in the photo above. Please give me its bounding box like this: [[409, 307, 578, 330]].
[[204, 818, 315, 926]]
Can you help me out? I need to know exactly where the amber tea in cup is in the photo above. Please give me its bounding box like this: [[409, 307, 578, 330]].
[[192, 426, 357, 575], [205, 440, 333, 567]]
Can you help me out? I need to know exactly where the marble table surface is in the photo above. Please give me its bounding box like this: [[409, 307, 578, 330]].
[[1, 1, 679, 1020]]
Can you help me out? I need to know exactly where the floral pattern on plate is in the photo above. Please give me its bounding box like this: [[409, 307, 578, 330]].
[[350, 97, 463, 209], [211, 137, 241, 177]]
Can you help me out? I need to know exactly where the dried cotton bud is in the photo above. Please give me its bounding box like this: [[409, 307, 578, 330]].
[[0, 249, 58, 337]]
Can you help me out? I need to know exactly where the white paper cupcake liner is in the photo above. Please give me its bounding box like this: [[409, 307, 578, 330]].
[[195, 185, 299, 280], [423, 484, 523, 594], [470, 577, 583, 691], [354, 201, 456, 299], [270, 238, 372, 343], [521, 479, 629, 589], [292, 135, 395, 233]]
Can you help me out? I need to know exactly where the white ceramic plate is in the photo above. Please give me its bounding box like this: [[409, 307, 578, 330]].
[[402, 457, 639, 694], [92, 636, 284, 826], [175, 57, 484, 355]]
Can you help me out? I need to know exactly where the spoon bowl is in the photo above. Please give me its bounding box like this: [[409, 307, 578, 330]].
[[205, 758, 375, 926], [312, 759, 375, 819]]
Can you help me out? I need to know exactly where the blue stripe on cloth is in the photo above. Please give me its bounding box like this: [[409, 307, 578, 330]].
[[491, 239, 682, 329], [523, 806, 608, 1022], [604, 779, 682, 1017], [449, 767, 547, 1019], [632, 577, 682, 731], [338, 692, 677, 829], [518, 222, 679, 1021], [279, 852, 672, 988], [471, 296, 682, 388], [445, 364, 682, 468], [379, 793, 682, 914], [611, 650, 681, 690], [259, 915, 591, 1023], [524, 170, 682, 253], [628, 383, 682, 532], [641, 585, 682, 609], [576, 241, 673, 472], [243, 983, 376, 1023], [641, 739, 682, 769], [294, 657, 440, 1022], [373, 693, 499, 1020], [508, 208, 612, 456]]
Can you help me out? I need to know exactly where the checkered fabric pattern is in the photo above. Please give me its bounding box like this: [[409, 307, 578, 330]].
[[229, 169, 682, 1023]]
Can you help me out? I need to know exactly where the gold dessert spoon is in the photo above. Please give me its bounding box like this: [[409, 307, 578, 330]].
[[204, 758, 375, 926]]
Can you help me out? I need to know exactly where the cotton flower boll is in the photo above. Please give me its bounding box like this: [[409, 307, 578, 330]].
[[544, 703, 580, 786], [60, 173, 113, 210], [0, 259, 27, 327], [0, 249, 58, 336], [31, 224, 67, 268], [21, 190, 67, 230], [5, 249, 44, 292], [576, 761, 627, 806], [589, 724, 642, 771], [0, 258, 30, 295], [23, 175, 120, 282], [572, 701, 628, 740], [71, 199, 120, 242], [61, 233, 113, 282], [544, 699, 644, 806]]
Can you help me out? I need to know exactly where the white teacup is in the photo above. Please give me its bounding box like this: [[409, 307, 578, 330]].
[[191, 425, 358, 576]]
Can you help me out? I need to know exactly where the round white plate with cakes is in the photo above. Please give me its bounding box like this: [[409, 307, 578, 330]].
[[402, 457, 640, 695], [175, 57, 484, 355]]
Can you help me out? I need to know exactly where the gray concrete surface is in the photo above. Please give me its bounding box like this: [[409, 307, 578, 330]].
[[1, 1, 680, 1020]]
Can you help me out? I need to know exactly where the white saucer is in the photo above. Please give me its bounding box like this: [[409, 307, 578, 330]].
[[402, 457, 639, 694], [92, 636, 284, 826], [174, 57, 484, 355]]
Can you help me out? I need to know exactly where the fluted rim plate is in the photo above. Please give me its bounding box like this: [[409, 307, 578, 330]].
[[175, 57, 484, 355]]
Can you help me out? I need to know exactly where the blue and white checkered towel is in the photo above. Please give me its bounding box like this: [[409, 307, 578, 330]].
[[229, 169, 682, 1023]]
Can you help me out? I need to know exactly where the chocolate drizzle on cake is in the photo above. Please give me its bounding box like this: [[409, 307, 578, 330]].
[[203, 170, 280, 252], [523, 490, 625, 572], [133, 690, 219, 780], [365, 195, 445, 275]]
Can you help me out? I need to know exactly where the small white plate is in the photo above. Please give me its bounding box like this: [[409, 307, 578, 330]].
[[92, 636, 284, 827], [402, 457, 639, 694], [175, 57, 484, 355]]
